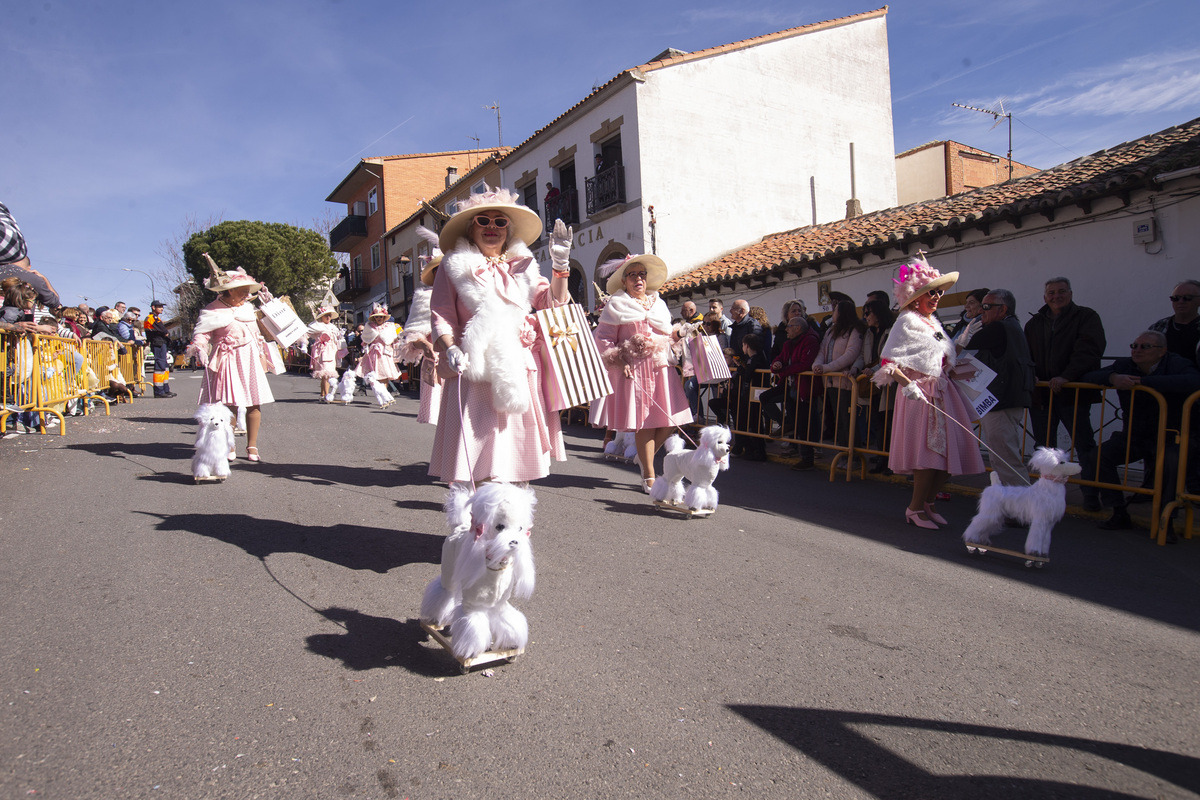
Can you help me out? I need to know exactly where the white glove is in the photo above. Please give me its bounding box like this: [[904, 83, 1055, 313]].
[[445, 345, 469, 374], [549, 219, 573, 271], [188, 345, 209, 367], [902, 381, 925, 402]]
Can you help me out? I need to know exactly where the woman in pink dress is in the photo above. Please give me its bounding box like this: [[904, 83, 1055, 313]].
[[188, 259, 275, 463], [873, 255, 984, 528], [429, 188, 573, 484], [399, 238, 443, 425], [358, 303, 401, 405], [591, 254, 694, 492], [305, 306, 344, 401]]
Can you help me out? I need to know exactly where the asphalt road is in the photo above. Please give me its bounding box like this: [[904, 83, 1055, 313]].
[[3, 371, 1199, 799]]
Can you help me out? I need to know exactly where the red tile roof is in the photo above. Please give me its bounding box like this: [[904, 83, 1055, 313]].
[[662, 115, 1200, 295], [500, 7, 889, 161]]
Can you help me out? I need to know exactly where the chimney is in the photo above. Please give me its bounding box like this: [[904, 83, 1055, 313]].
[[446, 166, 458, 189], [845, 142, 862, 219]]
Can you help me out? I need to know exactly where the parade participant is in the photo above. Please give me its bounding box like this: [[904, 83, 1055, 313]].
[[429, 187, 572, 484], [873, 255, 984, 528], [305, 306, 344, 401], [591, 253, 693, 492], [187, 258, 274, 463], [358, 303, 402, 406], [399, 230, 443, 425]]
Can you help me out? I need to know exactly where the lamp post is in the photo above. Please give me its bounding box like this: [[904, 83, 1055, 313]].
[[122, 268, 157, 306]]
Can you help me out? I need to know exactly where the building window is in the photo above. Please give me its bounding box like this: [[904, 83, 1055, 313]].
[[521, 183, 539, 213], [471, 180, 487, 195], [368, 187, 378, 215], [370, 243, 381, 271]]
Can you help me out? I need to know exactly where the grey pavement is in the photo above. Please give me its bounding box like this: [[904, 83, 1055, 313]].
[[3, 371, 1199, 799]]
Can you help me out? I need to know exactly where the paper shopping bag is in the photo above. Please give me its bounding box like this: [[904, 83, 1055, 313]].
[[535, 304, 612, 412], [688, 334, 732, 384], [257, 298, 307, 348]]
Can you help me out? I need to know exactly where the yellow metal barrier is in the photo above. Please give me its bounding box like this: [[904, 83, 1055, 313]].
[[118, 343, 148, 392], [1160, 389, 1200, 545], [2, 331, 42, 434]]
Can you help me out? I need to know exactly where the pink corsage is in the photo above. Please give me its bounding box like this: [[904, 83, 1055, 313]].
[[620, 333, 655, 363], [518, 315, 539, 348]]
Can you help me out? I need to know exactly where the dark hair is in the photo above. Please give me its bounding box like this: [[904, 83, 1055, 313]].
[[966, 288, 989, 304], [829, 300, 866, 339], [742, 333, 763, 353], [862, 298, 894, 330], [867, 290, 890, 305]]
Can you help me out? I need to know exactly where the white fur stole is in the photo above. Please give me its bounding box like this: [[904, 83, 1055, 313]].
[[873, 309, 955, 385], [441, 238, 541, 414]]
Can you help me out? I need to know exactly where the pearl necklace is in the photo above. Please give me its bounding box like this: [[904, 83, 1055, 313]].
[[632, 292, 657, 310]]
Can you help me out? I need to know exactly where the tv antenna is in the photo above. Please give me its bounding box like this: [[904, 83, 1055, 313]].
[[952, 100, 1013, 180], [482, 103, 502, 148]]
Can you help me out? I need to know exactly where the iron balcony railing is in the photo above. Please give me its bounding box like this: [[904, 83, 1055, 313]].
[[585, 164, 626, 215], [544, 191, 580, 231], [329, 215, 368, 252]]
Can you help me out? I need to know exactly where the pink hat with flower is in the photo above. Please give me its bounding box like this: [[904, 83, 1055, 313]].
[[368, 303, 390, 320], [315, 305, 337, 320], [892, 252, 958, 308]]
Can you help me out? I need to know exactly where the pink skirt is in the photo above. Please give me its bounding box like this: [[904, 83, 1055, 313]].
[[359, 343, 400, 381], [888, 374, 984, 475], [590, 359, 693, 432], [429, 367, 565, 484], [198, 340, 274, 407], [310, 339, 339, 381]]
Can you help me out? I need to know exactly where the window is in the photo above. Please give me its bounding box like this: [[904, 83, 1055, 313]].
[[370, 243, 381, 271], [368, 187, 378, 215], [471, 180, 487, 195], [521, 183, 538, 212]]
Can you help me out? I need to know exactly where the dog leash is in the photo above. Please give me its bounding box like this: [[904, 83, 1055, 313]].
[[628, 369, 698, 447], [909, 384, 1033, 487], [453, 371, 478, 493]]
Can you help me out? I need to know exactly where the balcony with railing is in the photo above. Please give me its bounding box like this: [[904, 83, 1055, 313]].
[[334, 265, 369, 301], [585, 165, 626, 216], [544, 191, 580, 232], [329, 214, 368, 252]]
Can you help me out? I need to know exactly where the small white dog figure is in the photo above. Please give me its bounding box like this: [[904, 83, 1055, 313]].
[[363, 371, 394, 408], [192, 403, 236, 480], [604, 430, 638, 461], [650, 425, 732, 512], [962, 447, 1082, 558], [420, 482, 537, 661], [336, 369, 357, 404]]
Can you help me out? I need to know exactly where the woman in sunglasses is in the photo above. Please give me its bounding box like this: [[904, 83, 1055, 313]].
[[590, 254, 693, 492], [428, 187, 573, 485], [872, 255, 984, 529]]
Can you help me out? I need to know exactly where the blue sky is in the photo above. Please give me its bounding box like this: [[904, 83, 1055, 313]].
[[5, 0, 1198, 310]]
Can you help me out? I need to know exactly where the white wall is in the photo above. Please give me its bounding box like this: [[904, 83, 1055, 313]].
[[637, 15, 896, 280], [680, 180, 1200, 360], [896, 144, 946, 206]]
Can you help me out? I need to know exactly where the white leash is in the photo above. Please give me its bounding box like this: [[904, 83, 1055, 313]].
[[909, 384, 1032, 487]]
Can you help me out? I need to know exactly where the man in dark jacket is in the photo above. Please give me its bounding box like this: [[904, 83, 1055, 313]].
[[728, 299, 762, 359], [1024, 277, 1106, 508], [1081, 331, 1200, 535], [144, 300, 176, 398], [966, 289, 1035, 487]]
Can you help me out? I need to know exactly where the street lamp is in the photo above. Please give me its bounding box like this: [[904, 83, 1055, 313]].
[[122, 268, 157, 306]]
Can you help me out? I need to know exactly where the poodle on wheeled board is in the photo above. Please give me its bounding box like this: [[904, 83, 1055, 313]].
[[649, 425, 731, 518], [962, 447, 1081, 568]]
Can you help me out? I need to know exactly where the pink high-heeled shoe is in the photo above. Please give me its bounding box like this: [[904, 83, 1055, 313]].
[[923, 503, 948, 525], [905, 507, 939, 529]]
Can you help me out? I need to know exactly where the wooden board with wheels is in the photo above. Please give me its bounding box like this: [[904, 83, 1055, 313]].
[[965, 544, 1048, 568], [193, 475, 227, 483], [653, 500, 715, 518], [420, 621, 524, 674]]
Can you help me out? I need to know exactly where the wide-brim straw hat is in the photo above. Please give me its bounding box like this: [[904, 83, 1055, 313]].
[[314, 305, 338, 320], [420, 254, 443, 287], [368, 303, 390, 320], [202, 253, 261, 294], [893, 254, 958, 308], [603, 254, 668, 295], [437, 187, 542, 253]]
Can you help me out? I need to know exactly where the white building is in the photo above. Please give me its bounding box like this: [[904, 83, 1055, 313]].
[[498, 7, 896, 310], [661, 115, 1200, 357]]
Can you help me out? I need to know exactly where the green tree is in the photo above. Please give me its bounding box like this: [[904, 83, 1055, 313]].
[[184, 220, 338, 321]]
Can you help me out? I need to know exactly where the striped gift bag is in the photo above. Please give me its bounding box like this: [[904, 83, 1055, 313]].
[[688, 334, 732, 384], [535, 304, 613, 412]]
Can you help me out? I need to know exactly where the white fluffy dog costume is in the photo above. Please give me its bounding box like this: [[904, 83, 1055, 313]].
[[962, 447, 1082, 558], [192, 403, 236, 479], [420, 482, 537, 660], [363, 370, 394, 408], [335, 368, 357, 404], [649, 425, 732, 512], [604, 430, 638, 461]]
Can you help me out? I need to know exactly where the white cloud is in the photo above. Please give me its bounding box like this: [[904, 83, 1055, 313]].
[[1017, 50, 1200, 116]]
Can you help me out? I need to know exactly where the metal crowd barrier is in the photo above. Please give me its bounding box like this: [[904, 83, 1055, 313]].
[[1160, 390, 1200, 546], [117, 343, 148, 392], [720, 371, 1182, 544], [1, 332, 121, 435]]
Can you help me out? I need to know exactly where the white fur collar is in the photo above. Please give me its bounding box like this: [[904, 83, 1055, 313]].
[[194, 300, 256, 335], [600, 291, 672, 334], [876, 309, 956, 380]]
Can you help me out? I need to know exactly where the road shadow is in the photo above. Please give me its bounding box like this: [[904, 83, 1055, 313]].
[[142, 511, 442, 572], [730, 705, 1200, 799], [67, 440, 192, 461], [306, 607, 446, 675], [250, 460, 430, 489]]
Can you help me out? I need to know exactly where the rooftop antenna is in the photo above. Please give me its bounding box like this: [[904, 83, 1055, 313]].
[[482, 103, 502, 148], [467, 135, 480, 169], [952, 100, 1013, 180]]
